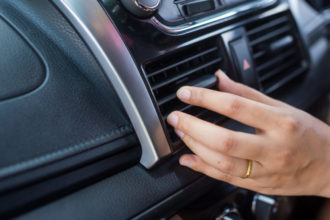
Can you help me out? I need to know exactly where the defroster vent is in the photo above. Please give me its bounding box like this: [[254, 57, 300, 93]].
[[144, 38, 225, 150], [246, 12, 308, 94]]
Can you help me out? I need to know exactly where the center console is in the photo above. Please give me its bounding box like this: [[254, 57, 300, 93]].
[[82, 0, 310, 169]]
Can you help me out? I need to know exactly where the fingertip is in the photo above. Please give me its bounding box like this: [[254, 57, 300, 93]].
[[215, 70, 233, 91], [167, 112, 179, 127], [215, 69, 225, 77], [179, 154, 196, 167], [177, 87, 191, 101], [215, 69, 229, 81]]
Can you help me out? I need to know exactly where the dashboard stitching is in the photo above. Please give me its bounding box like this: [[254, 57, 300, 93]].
[[0, 125, 133, 179]]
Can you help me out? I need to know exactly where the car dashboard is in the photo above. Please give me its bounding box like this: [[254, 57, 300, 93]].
[[0, 0, 329, 219]]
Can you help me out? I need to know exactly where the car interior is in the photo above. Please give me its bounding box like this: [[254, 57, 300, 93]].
[[0, 0, 330, 219]]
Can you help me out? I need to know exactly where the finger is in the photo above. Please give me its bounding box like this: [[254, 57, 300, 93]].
[[179, 154, 258, 189], [176, 85, 280, 130], [168, 112, 265, 160], [178, 132, 263, 177], [215, 70, 285, 107]]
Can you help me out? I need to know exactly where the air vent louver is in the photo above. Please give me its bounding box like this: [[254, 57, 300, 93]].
[[246, 12, 308, 94], [144, 38, 225, 149]]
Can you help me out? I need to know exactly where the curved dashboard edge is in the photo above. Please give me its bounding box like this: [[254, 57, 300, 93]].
[[150, 0, 278, 35], [53, 0, 171, 168]]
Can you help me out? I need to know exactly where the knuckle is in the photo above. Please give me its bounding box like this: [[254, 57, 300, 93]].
[[280, 114, 299, 133], [221, 133, 236, 153], [176, 114, 188, 131], [276, 150, 292, 169], [226, 97, 242, 116], [221, 160, 234, 173], [182, 135, 194, 148], [193, 88, 206, 103]]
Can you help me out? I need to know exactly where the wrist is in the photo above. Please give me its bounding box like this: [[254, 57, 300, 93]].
[[319, 167, 330, 198]]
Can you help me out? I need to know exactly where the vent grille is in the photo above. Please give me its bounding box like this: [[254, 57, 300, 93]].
[[144, 38, 225, 149], [246, 12, 308, 94]]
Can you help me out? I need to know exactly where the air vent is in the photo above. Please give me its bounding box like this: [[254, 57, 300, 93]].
[[144, 38, 225, 149], [246, 12, 308, 94]]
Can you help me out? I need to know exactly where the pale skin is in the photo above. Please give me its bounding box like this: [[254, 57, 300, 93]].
[[167, 70, 330, 198]]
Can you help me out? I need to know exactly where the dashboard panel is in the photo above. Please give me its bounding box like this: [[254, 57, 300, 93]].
[[0, 0, 329, 219], [97, 0, 311, 168]]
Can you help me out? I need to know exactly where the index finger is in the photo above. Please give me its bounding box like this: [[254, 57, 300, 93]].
[[176, 86, 280, 130]]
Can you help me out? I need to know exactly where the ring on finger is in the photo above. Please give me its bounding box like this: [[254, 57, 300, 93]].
[[241, 159, 253, 179]]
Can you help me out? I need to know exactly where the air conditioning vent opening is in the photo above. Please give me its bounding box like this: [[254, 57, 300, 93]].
[[246, 12, 309, 94], [144, 38, 226, 150]]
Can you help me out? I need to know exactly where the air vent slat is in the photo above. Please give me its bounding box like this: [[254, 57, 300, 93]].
[[163, 104, 192, 120], [144, 38, 224, 149], [158, 93, 176, 106], [246, 12, 308, 94], [162, 104, 214, 122], [255, 48, 296, 73], [260, 58, 299, 82], [151, 57, 222, 90], [147, 46, 218, 78], [158, 74, 218, 107], [250, 25, 291, 46], [158, 75, 218, 116], [247, 15, 289, 36], [253, 51, 266, 59], [180, 104, 193, 113], [263, 65, 307, 94]]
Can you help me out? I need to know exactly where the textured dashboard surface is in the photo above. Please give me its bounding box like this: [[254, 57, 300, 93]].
[[17, 152, 204, 220], [0, 0, 133, 182], [0, 17, 45, 101]]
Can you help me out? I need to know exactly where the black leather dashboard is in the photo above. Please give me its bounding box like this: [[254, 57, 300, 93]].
[[0, 0, 138, 217]]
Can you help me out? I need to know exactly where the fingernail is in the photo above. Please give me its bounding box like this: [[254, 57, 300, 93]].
[[175, 129, 184, 138], [180, 158, 194, 167], [167, 113, 178, 127], [177, 88, 191, 101]]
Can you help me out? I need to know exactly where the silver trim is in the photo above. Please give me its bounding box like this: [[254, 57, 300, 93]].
[[134, 0, 160, 12], [54, 0, 171, 168], [251, 194, 276, 213], [215, 208, 240, 220], [151, 0, 278, 35]]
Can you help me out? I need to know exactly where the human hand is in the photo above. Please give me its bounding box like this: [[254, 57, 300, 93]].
[[167, 70, 330, 197]]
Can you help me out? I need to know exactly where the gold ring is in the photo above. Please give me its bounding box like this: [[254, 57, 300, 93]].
[[241, 160, 253, 179]]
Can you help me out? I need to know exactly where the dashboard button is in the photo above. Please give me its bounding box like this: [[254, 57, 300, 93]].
[[230, 37, 258, 88], [183, 0, 215, 16]]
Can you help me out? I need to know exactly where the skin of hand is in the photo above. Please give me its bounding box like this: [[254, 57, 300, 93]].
[[167, 70, 330, 198]]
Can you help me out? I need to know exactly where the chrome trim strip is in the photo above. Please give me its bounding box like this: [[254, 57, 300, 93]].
[[54, 0, 171, 168], [151, 0, 278, 35]]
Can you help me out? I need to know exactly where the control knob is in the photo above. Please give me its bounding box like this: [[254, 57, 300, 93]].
[[120, 0, 161, 18]]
